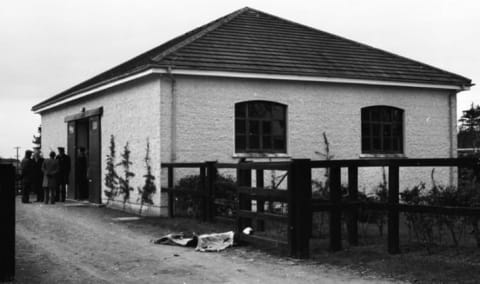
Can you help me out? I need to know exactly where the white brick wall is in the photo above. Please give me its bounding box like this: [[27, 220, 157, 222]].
[[161, 75, 456, 191], [40, 75, 162, 215], [40, 73, 457, 216]]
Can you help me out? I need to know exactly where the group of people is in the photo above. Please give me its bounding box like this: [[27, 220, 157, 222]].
[[20, 147, 71, 204]]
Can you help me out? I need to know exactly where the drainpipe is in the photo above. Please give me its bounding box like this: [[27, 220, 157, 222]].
[[448, 91, 457, 186], [167, 67, 177, 163]]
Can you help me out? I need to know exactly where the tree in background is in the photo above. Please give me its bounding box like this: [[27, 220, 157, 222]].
[[32, 126, 41, 150], [458, 103, 480, 153], [458, 103, 480, 247], [117, 142, 135, 210], [137, 138, 156, 215], [104, 135, 119, 205], [459, 103, 480, 132]]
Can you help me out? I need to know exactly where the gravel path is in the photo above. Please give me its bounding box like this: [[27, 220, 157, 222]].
[[14, 198, 397, 283]]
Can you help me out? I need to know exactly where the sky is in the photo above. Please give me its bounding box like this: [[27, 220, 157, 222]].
[[0, 0, 479, 158]]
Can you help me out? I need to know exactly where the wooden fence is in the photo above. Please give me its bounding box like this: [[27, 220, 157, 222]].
[[162, 158, 480, 258]]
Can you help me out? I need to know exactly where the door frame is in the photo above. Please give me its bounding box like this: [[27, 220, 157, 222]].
[[65, 107, 103, 203]]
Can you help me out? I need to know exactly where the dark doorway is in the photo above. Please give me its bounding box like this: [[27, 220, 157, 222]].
[[66, 107, 102, 204], [76, 119, 89, 200]]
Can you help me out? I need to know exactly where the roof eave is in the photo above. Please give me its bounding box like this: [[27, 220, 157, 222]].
[[32, 67, 469, 114], [31, 64, 156, 113]]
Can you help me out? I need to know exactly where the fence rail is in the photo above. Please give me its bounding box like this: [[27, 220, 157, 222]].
[[161, 157, 480, 258]]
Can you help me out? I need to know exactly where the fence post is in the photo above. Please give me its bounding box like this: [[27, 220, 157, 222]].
[[167, 166, 174, 218], [206, 161, 217, 222], [388, 165, 400, 254], [0, 164, 15, 282], [329, 166, 342, 252], [256, 169, 265, 232], [200, 165, 207, 222], [347, 166, 359, 246], [236, 162, 252, 232], [287, 159, 312, 259]]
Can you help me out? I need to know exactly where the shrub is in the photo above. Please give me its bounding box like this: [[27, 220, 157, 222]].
[[174, 173, 237, 218], [104, 135, 119, 205]]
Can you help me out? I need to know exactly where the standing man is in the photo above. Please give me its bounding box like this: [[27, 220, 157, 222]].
[[42, 151, 59, 204], [31, 148, 44, 202], [20, 150, 34, 203], [56, 147, 71, 202]]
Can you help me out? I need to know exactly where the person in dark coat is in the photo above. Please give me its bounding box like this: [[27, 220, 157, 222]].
[[20, 150, 34, 203], [42, 151, 59, 204], [32, 149, 44, 202], [56, 147, 71, 202], [76, 147, 88, 200]]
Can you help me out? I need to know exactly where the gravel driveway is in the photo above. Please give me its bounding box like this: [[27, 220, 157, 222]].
[[14, 198, 397, 283]]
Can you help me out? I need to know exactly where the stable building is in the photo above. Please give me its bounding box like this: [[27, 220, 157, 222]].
[[32, 7, 472, 215]]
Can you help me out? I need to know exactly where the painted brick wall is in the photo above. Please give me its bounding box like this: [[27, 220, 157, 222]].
[[40, 75, 162, 215], [40, 73, 457, 216], [161, 75, 456, 192]]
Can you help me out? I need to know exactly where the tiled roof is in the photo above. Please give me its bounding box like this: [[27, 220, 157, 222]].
[[32, 7, 472, 111]]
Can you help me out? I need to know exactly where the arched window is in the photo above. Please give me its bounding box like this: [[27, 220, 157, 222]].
[[361, 106, 403, 154], [235, 101, 287, 153]]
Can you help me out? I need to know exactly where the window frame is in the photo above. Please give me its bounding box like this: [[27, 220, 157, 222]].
[[361, 106, 404, 154], [234, 101, 287, 154]]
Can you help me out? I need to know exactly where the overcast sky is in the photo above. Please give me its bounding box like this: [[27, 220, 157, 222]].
[[1, 0, 479, 158]]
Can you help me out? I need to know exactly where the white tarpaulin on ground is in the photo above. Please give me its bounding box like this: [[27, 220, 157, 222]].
[[195, 231, 234, 252], [153, 231, 234, 252]]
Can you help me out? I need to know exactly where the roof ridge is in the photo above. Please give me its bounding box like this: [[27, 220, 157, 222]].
[[151, 7, 249, 63], [249, 8, 472, 86]]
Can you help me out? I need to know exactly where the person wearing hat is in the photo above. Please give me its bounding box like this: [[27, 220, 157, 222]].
[[20, 150, 34, 203], [56, 147, 71, 202]]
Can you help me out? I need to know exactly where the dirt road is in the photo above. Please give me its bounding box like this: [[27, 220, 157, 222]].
[[15, 199, 396, 283]]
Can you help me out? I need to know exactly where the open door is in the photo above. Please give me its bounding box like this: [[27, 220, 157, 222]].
[[64, 107, 103, 203], [88, 116, 101, 204], [67, 121, 76, 200]]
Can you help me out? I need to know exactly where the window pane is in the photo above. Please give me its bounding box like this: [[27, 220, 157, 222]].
[[362, 137, 371, 152], [235, 104, 246, 118], [361, 109, 368, 121], [249, 120, 260, 135], [373, 137, 381, 150], [273, 136, 285, 150], [393, 137, 403, 152], [392, 138, 399, 151], [262, 135, 272, 149], [361, 123, 370, 136], [383, 137, 392, 151], [272, 120, 285, 136], [262, 121, 272, 135], [272, 105, 285, 119], [372, 123, 380, 136], [236, 135, 246, 151], [383, 124, 391, 137], [393, 124, 402, 137], [249, 135, 260, 149], [382, 109, 392, 122], [235, 120, 246, 134], [249, 103, 267, 118], [264, 103, 273, 118], [392, 109, 402, 121], [371, 109, 380, 121]]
